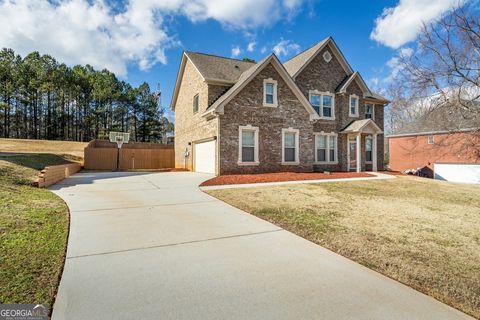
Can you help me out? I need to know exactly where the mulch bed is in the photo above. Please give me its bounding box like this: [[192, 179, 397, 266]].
[[200, 171, 374, 186], [380, 170, 406, 176]]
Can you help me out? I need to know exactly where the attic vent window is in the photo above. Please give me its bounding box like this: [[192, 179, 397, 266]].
[[323, 51, 332, 63], [235, 65, 239, 69]]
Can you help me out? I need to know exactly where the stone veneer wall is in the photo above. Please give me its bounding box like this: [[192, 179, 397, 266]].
[[174, 59, 219, 171], [219, 62, 314, 174]]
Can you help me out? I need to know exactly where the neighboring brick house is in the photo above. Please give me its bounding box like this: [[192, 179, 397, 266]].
[[171, 37, 389, 175], [388, 103, 480, 177]]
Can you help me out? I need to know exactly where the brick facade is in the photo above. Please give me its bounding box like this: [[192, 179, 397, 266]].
[[219, 63, 314, 174], [389, 132, 480, 175], [173, 40, 386, 175]]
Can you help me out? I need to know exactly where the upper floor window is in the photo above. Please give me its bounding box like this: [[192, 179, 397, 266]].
[[365, 103, 374, 120], [365, 136, 373, 162], [238, 125, 259, 164], [309, 91, 335, 119], [282, 128, 299, 164], [349, 95, 359, 117], [427, 135, 434, 144], [263, 78, 278, 107], [193, 94, 199, 113], [315, 133, 337, 163]]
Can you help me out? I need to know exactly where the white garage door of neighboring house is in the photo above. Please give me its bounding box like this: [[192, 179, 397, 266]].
[[434, 163, 480, 184], [194, 140, 216, 174]]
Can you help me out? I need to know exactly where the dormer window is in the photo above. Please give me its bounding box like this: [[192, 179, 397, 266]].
[[349, 95, 359, 117], [263, 78, 278, 107]]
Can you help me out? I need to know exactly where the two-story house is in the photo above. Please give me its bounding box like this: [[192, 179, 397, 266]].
[[171, 37, 388, 175]]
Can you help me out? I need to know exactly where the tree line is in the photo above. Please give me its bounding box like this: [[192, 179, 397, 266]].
[[0, 49, 173, 142]]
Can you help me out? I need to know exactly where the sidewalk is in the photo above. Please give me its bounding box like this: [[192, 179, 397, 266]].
[[200, 171, 395, 190]]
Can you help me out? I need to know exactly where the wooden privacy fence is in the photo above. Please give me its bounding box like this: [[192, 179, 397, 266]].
[[37, 163, 82, 188], [84, 140, 174, 170]]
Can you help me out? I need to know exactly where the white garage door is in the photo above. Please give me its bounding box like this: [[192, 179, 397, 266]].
[[194, 140, 216, 174], [434, 163, 480, 184]]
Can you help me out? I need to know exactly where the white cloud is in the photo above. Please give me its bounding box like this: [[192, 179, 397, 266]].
[[247, 41, 256, 52], [385, 47, 414, 82], [0, 0, 306, 76], [272, 39, 300, 57], [231, 46, 241, 58], [370, 0, 467, 48], [260, 46, 267, 54]]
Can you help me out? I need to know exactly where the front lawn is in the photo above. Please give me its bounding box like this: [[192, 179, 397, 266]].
[[206, 176, 480, 318], [0, 153, 72, 310]]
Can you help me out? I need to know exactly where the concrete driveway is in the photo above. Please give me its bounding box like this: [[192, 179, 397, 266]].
[[51, 171, 472, 320]]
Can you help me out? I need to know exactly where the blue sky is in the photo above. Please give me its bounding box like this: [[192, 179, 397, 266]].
[[0, 0, 466, 121]]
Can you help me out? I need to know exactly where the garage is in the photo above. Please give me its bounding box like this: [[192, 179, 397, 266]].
[[434, 163, 480, 184], [194, 140, 216, 174]]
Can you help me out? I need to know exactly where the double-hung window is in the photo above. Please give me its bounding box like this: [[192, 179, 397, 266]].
[[309, 91, 335, 119], [365, 104, 374, 119], [365, 136, 373, 162], [263, 79, 278, 107], [315, 133, 337, 163], [282, 129, 299, 164], [349, 95, 359, 117], [193, 94, 199, 113], [238, 126, 259, 164]]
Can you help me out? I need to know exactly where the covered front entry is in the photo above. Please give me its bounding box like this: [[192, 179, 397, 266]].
[[342, 119, 383, 172], [194, 140, 216, 174]]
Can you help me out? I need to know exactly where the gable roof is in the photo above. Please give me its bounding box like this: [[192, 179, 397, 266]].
[[389, 102, 479, 136], [203, 54, 318, 119], [185, 51, 255, 83], [337, 72, 370, 94], [170, 51, 255, 109], [341, 119, 383, 133], [283, 37, 354, 79]]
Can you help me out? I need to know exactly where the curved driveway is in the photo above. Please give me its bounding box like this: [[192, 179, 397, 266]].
[[50, 171, 472, 320]]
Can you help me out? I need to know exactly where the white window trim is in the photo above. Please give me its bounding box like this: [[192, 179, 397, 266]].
[[365, 103, 375, 120], [365, 135, 373, 164], [349, 94, 359, 117], [281, 128, 300, 165], [238, 125, 259, 166], [309, 90, 335, 120], [314, 132, 338, 164], [323, 51, 332, 63], [263, 78, 278, 107], [427, 135, 435, 144]]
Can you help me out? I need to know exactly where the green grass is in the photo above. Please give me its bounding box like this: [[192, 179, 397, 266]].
[[207, 176, 480, 318], [0, 153, 71, 308]]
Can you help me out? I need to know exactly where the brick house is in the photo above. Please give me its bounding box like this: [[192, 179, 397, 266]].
[[171, 37, 389, 175], [388, 103, 480, 177]]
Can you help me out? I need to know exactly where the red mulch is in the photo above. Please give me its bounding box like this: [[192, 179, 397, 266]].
[[379, 170, 405, 176], [200, 171, 374, 186]]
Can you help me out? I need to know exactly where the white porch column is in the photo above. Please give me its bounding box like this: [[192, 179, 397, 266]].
[[356, 133, 361, 173], [372, 133, 378, 172]]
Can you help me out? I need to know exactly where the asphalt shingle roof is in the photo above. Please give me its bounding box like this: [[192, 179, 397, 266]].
[[185, 51, 255, 83], [391, 103, 479, 135], [283, 37, 330, 77]]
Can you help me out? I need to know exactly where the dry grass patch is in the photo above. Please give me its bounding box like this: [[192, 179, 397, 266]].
[[0, 138, 87, 159], [206, 176, 480, 318]]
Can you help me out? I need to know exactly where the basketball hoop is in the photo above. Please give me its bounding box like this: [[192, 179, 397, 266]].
[[109, 132, 130, 149], [109, 132, 130, 171]]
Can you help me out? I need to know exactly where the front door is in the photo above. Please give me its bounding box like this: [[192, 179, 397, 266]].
[[348, 139, 357, 171]]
